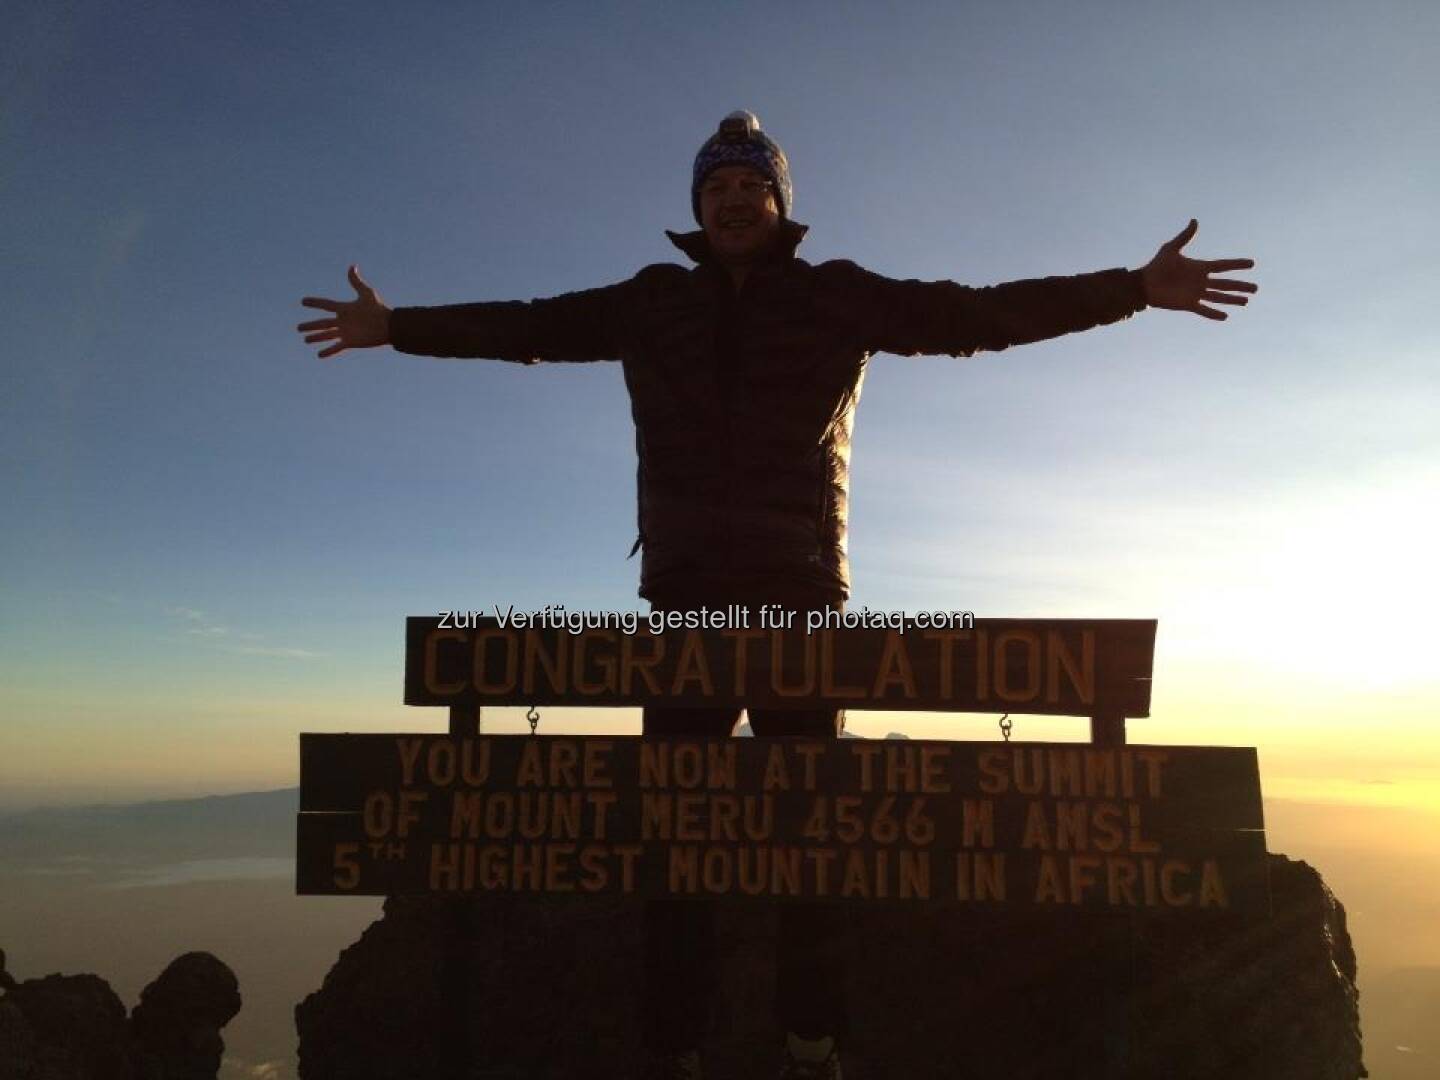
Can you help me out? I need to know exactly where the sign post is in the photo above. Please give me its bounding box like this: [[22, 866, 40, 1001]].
[[298, 612, 1267, 1078], [299, 616, 1267, 916]]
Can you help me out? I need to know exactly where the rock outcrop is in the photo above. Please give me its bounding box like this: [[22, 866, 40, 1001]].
[[296, 852, 1364, 1079], [0, 950, 240, 1080], [131, 953, 242, 1080]]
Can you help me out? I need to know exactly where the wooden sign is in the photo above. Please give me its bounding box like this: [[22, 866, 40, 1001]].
[[404, 616, 1157, 716], [297, 735, 1267, 914]]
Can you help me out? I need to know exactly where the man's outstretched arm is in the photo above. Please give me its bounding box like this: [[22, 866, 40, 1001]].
[[296, 265, 636, 363], [836, 219, 1256, 358]]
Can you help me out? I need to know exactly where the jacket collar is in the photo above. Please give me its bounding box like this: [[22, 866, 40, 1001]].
[[665, 217, 810, 266]]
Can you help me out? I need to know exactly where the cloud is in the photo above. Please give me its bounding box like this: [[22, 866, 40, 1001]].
[[166, 607, 231, 638], [229, 646, 325, 659], [164, 607, 321, 659]]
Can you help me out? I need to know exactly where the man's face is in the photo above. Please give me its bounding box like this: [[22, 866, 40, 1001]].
[[699, 165, 781, 263]]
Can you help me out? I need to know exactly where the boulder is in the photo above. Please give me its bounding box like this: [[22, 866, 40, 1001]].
[[131, 953, 241, 1080], [0, 973, 133, 1080], [0, 952, 239, 1080]]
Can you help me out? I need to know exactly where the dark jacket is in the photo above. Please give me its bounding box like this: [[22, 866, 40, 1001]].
[[389, 220, 1147, 600]]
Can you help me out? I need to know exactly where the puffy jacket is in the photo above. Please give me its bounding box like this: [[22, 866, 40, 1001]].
[[389, 220, 1147, 600]]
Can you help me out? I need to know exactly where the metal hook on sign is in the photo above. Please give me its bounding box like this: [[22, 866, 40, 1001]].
[[525, 705, 540, 735], [998, 713, 1012, 742]]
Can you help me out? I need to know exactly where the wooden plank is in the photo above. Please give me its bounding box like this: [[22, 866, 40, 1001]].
[[297, 811, 1267, 912], [297, 734, 1266, 913], [403, 616, 1157, 716], [299, 736, 1262, 828]]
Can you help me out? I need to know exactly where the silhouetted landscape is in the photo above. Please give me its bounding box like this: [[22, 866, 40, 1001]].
[[0, 791, 375, 1079], [2, 789, 1435, 1077]]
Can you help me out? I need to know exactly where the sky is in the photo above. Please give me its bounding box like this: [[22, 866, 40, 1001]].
[[2, 0, 1437, 821]]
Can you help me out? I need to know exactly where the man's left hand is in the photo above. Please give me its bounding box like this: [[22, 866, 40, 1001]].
[[1140, 219, 1256, 320]]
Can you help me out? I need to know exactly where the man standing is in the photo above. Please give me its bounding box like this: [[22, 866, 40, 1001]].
[[298, 111, 1255, 1079]]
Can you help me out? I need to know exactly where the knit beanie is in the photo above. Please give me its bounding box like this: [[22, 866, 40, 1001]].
[[691, 110, 792, 224]]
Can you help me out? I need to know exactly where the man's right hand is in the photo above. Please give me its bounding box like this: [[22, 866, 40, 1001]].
[[297, 265, 392, 359]]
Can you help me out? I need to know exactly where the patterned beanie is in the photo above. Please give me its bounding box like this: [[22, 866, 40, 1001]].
[[691, 110, 792, 224]]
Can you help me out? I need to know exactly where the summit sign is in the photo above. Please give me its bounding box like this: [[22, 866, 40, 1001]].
[[297, 735, 1267, 912], [405, 616, 1157, 717], [298, 612, 1267, 915]]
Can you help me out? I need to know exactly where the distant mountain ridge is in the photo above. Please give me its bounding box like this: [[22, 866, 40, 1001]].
[[0, 788, 299, 866], [0, 734, 910, 865]]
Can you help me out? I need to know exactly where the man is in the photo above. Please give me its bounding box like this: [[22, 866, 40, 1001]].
[[297, 111, 1255, 1079]]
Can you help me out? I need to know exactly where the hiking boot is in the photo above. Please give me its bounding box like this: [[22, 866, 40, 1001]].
[[637, 1047, 703, 1080], [778, 1032, 843, 1079]]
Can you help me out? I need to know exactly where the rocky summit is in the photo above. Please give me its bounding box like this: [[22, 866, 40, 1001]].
[[0, 949, 240, 1080], [296, 853, 1363, 1079]]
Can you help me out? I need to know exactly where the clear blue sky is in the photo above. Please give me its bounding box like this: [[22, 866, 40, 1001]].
[[2, 0, 1436, 808]]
